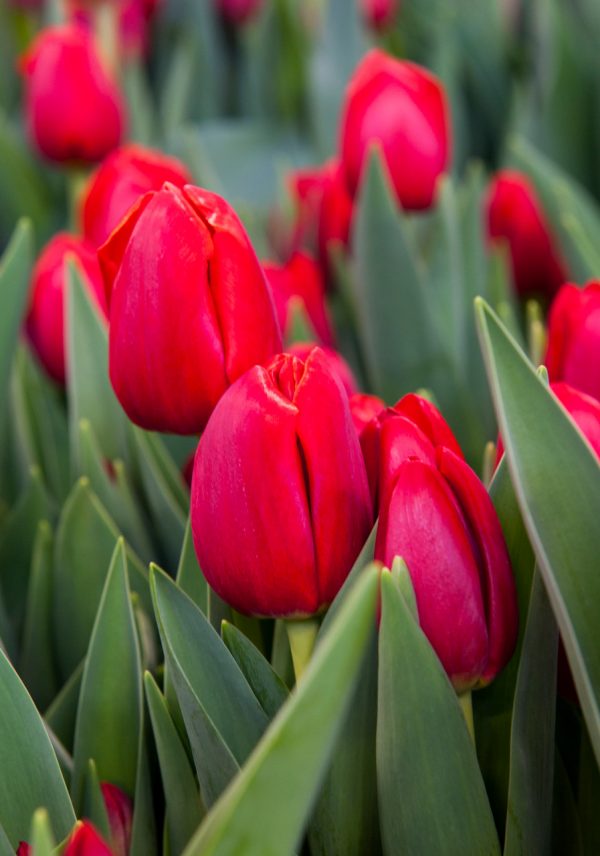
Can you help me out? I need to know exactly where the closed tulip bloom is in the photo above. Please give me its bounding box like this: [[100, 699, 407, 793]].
[[340, 50, 450, 210], [26, 233, 107, 384], [545, 282, 600, 401], [317, 159, 354, 276], [191, 348, 373, 617], [81, 143, 192, 247], [349, 392, 385, 436], [360, 0, 398, 31], [216, 0, 263, 25], [101, 783, 133, 856], [20, 24, 125, 163], [288, 342, 358, 397], [486, 170, 567, 298], [375, 415, 517, 691], [264, 251, 334, 346], [64, 822, 113, 855], [99, 182, 282, 434]]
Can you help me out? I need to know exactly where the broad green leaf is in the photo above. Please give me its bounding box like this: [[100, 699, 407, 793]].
[[0, 118, 54, 240], [66, 262, 128, 468], [0, 648, 75, 846], [129, 710, 157, 856], [221, 621, 289, 718], [504, 570, 558, 856], [352, 150, 452, 404], [54, 478, 150, 680], [0, 825, 11, 856], [377, 570, 500, 856], [44, 662, 84, 754], [81, 760, 110, 840], [475, 298, 600, 765], [150, 566, 268, 806], [176, 518, 208, 614], [182, 564, 380, 856], [145, 672, 204, 856], [71, 540, 142, 807], [122, 58, 156, 146], [19, 520, 58, 710]]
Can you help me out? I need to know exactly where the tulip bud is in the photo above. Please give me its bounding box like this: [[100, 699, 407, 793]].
[[340, 50, 450, 210], [26, 233, 107, 384], [99, 183, 282, 434], [101, 782, 133, 856], [375, 411, 517, 691], [20, 24, 125, 164], [16, 844, 31, 856], [216, 0, 263, 26], [486, 170, 567, 298], [287, 342, 358, 397], [360, 0, 398, 31], [81, 143, 192, 247], [545, 282, 600, 402], [264, 252, 334, 346], [349, 392, 385, 435], [317, 159, 354, 278], [64, 821, 113, 855], [191, 347, 373, 617]]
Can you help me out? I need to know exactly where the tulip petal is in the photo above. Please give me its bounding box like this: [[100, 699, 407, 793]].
[[391, 393, 464, 459], [378, 415, 436, 505]]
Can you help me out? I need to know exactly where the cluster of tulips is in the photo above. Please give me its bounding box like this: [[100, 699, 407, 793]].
[[2, 0, 600, 853]]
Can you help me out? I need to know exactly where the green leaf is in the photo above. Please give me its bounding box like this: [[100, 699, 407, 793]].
[[0, 648, 75, 847], [81, 759, 111, 840], [66, 261, 128, 469], [352, 149, 452, 404], [504, 570, 558, 856], [475, 298, 600, 765], [44, 662, 84, 754], [221, 621, 289, 718], [54, 478, 150, 680], [71, 540, 142, 808], [176, 518, 208, 614], [145, 672, 204, 856], [182, 563, 380, 856], [19, 520, 58, 710], [129, 709, 157, 856], [150, 566, 268, 807], [377, 569, 500, 856], [28, 808, 57, 856]]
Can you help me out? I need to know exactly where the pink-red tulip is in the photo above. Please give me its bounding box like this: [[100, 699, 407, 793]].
[[486, 170, 566, 298], [64, 822, 113, 855], [68, 0, 161, 58], [81, 143, 192, 247], [545, 282, 600, 402], [101, 782, 133, 856], [349, 392, 386, 436], [216, 0, 263, 25], [375, 408, 517, 691], [360, 0, 398, 31], [99, 182, 282, 434], [340, 50, 450, 210], [26, 233, 107, 384], [287, 342, 358, 397], [264, 251, 334, 346], [191, 347, 373, 617], [20, 24, 125, 163]]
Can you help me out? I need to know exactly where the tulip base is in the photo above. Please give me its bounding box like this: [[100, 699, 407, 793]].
[[286, 618, 320, 683], [458, 691, 475, 743]]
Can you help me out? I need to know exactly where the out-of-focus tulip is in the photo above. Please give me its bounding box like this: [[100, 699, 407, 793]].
[[20, 24, 125, 163], [216, 0, 263, 25], [16, 844, 31, 856], [486, 170, 567, 298], [375, 412, 517, 691], [26, 233, 107, 384], [64, 822, 113, 855], [191, 347, 373, 617], [99, 183, 282, 434], [349, 392, 385, 435], [68, 0, 161, 57], [81, 143, 192, 247], [101, 782, 133, 856], [545, 282, 600, 402], [360, 0, 398, 31], [340, 50, 450, 210], [288, 342, 358, 397], [264, 251, 334, 346]]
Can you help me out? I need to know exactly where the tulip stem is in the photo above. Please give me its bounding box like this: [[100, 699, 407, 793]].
[[458, 691, 475, 744], [286, 619, 320, 684]]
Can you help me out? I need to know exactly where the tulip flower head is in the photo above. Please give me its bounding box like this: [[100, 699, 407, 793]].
[[191, 347, 373, 617], [64, 822, 113, 855], [264, 251, 334, 346], [101, 782, 133, 856], [340, 50, 451, 210], [545, 282, 600, 402], [287, 342, 358, 397], [20, 23, 125, 163], [375, 406, 517, 691], [216, 0, 263, 26], [360, 0, 398, 31], [99, 182, 282, 434]]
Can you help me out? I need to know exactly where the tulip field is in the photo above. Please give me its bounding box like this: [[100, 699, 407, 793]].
[[1, 0, 600, 853]]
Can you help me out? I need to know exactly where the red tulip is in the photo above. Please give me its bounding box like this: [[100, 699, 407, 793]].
[[20, 24, 125, 163], [16, 844, 31, 856], [216, 0, 263, 25], [81, 143, 192, 247], [287, 342, 358, 397], [99, 182, 282, 434], [101, 783, 132, 856], [360, 0, 398, 31], [349, 392, 385, 435], [340, 50, 450, 210], [191, 347, 373, 617], [64, 822, 112, 855], [375, 411, 517, 691], [264, 251, 334, 346], [26, 233, 107, 384], [286, 164, 327, 252], [486, 170, 567, 298], [545, 282, 600, 402]]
